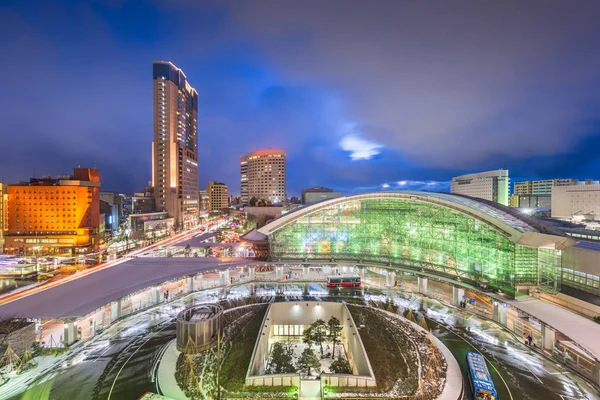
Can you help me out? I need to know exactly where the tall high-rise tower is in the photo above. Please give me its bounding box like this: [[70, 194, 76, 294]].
[[240, 155, 249, 204], [152, 61, 199, 230], [241, 149, 286, 204]]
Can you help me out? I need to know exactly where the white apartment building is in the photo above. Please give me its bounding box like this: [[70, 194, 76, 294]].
[[241, 149, 286, 204], [450, 169, 509, 206], [551, 181, 600, 220]]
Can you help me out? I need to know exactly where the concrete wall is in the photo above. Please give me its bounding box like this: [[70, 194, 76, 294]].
[[244, 206, 283, 219], [245, 373, 300, 387], [562, 246, 600, 276], [552, 184, 600, 219]]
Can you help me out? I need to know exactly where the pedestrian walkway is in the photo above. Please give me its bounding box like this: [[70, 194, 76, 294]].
[[157, 340, 187, 400], [508, 296, 600, 360], [299, 379, 321, 400]]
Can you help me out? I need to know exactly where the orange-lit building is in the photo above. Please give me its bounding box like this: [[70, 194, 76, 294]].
[[3, 168, 102, 256]]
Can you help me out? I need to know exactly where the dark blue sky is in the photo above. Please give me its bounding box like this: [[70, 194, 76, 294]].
[[1, 0, 600, 196]]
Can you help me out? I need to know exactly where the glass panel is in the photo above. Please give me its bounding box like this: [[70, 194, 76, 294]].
[[269, 197, 524, 295]]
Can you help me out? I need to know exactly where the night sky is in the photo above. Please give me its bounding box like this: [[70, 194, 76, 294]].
[[2, 0, 600, 196]]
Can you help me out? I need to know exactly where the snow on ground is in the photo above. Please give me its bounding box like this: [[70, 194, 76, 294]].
[[268, 336, 346, 376]]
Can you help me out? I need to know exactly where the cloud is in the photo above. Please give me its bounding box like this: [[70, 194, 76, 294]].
[[339, 135, 382, 160], [343, 180, 450, 194], [218, 0, 600, 169]]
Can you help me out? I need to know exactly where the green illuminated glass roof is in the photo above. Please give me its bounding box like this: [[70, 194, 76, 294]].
[[260, 191, 566, 240]]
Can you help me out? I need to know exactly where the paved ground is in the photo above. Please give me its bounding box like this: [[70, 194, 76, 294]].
[[4, 282, 600, 400]]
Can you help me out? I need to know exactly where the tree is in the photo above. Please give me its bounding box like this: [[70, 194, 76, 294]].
[[327, 317, 342, 359], [303, 326, 313, 349], [267, 342, 296, 373], [249, 197, 258, 207], [296, 347, 321, 376], [310, 319, 327, 357], [329, 355, 352, 374]]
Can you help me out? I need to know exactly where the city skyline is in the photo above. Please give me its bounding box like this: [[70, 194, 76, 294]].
[[2, 0, 600, 196]]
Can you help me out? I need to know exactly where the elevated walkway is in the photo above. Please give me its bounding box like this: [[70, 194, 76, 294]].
[[508, 295, 600, 360]]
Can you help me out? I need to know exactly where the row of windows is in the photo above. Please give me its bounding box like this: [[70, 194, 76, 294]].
[[562, 269, 600, 294], [13, 190, 80, 194]]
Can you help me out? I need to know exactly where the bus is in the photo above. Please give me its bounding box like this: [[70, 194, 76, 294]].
[[466, 352, 498, 400], [327, 275, 361, 287]]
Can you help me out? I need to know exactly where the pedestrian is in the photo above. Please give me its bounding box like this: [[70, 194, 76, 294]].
[[528, 335, 533, 346]]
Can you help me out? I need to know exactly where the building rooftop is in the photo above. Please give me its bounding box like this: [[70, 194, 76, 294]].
[[0, 257, 255, 318], [259, 191, 569, 243]]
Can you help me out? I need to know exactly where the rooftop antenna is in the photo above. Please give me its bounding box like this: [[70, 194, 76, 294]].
[[33, 167, 36, 178]]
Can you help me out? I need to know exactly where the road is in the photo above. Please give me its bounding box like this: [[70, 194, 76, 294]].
[[5, 282, 599, 400]]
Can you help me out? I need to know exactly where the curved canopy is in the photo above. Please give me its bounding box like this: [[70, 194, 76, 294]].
[[259, 191, 575, 250]]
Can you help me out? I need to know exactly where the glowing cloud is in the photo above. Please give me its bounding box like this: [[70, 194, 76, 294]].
[[339, 135, 382, 160]]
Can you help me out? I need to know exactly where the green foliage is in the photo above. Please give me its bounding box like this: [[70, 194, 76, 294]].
[[346, 305, 420, 394], [31, 343, 68, 357], [220, 306, 270, 393], [310, 319, 327, 357], [303, 326, 313, 348], [249, 197, 258, 207], [296, 347, 321, 376], [329, 355, 352, 374], [267, 342, 296, 373], [593, 316, 600, 324], [327, 317, 342, 359]]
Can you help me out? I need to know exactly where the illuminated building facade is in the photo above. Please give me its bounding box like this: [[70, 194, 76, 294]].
[[206, 181, 228, 212], [198, 190, 210, 213], [257, 191, 575, 296], [0, 183, 6, 253], [3, 168, 101, 256], [242, 149, 286, 204], [240, 155, 248, 204], [514, 179, 574, 196], [451, 169, 509, 206], [152, 61, 199, 230]]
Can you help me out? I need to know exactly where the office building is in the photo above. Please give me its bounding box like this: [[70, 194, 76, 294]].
[[302, 186, 342, 204], [514, 179, 574, 196], [198, 190, 210, 213], [207, 181, 228, 212], [552, 181, 600, 220], [510, 194, 552, 209], [100, 200, 119, 233], [152, 60, 199, 230], [512, 179, 574, 210], [0, 183, 6, 253], [240, 156, 249, 204], [3, 168, 101, 256], [450, 169, 509, 206], [128, 212, 174, 241], [123, 187, 155, 216], [241, 149, 286, 204]]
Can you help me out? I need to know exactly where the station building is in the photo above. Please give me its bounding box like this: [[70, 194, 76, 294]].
[[255, 191, 594, 299]]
